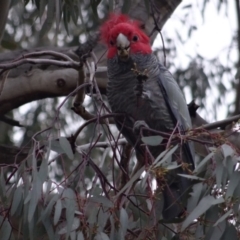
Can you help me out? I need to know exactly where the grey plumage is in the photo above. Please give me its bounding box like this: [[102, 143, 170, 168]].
[[107, 53, 195, 220]]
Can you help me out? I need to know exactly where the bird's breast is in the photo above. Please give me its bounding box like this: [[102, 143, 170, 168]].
[[107, 55, 175, 131]]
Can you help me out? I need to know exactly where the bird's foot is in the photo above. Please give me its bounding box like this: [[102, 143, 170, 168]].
[[131, 63, 148, 82], [133, 120, 149, 135], [132, 63, 149, 99]]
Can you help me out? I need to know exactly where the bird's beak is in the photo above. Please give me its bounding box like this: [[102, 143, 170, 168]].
[[117, 47, 130, 60], [116, 33, 130, 61]]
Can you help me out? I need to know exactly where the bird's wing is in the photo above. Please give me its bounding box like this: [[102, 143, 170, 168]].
[[157, 64, 195, 169]]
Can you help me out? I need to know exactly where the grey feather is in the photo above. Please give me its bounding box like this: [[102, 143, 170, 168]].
[[107, 53, 195, 220]]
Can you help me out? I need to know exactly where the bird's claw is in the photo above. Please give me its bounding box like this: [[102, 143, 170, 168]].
[[133, 120, 149, 135], [132, 63, 148, 98], [131, 63, 148, 82]]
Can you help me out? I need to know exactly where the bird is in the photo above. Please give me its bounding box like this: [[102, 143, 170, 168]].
[[100, 13, 195, 220]]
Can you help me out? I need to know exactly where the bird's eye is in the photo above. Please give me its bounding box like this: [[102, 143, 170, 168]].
[[109, 40, 114, 46], [132, 35, 138, 42]]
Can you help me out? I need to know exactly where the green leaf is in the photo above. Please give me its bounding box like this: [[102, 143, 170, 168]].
[[58, 218, 80, 234], [59, 137, 74, 160], [220, 224, 238, 239], [141, 171, 149, 188], [187, 183, 203, 212], [153, 148, 169, 165], [42, 217, 55, 240], [11, 186, 23, 216], [215, 161, 223, 188], [210, 220, 226, 240], [195, 223, 204, 238], [153, 145, 178, 168], [226, 156, 235, 176], [90, 196, 113, 208], [142, 135, 163, 146], [165, 162, 181, 170], [0, 217, 11, 240], [63, 3, 70, 35], [95, 232, 110, 240], [181, 195, 224, 231], [226, 172, 240, 199], [194, 152, 214, 173], [77, 232, 85, 240], [39, 0, 55, 38], [70, 2, 79, 25], [221, 144, 234, 158], [28, 175, 42, 222], [110, 215, 116, 240], [214, 209, 232, 227], [49, 139, 64, 154], [116, 166, 144, 198], [178, 174, 204, 181], [120, 208, 128, 237], [63, 188, 76, 238], [41, 194, 59, 220], [38, 157, 48, 182], [54, 199, 62, 225], [55, 0, 61, 32]]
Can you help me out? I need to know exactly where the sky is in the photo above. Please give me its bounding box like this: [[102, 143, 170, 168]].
[[153, 0, 237, 122]]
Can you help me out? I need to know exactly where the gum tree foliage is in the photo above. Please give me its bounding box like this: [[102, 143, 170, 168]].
[[0, 0, 240, 239]]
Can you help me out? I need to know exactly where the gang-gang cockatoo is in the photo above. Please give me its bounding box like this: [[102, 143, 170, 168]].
[[100, 14, 195, 220]]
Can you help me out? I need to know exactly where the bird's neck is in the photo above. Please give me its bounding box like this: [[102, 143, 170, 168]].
[[107, 53, 158, 82]]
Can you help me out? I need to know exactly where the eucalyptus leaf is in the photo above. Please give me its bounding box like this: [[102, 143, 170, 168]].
[[59, 137, 74, 160], [142, 135, 163, 146], [0, 217, 11, 240], [49, 139, 64, 154], [77, 232, 85, 240], [153, 145, 178, 168], [63, 188, 76, 238], [209, 220, 226, 240], [115, 166, 144, 198], [220, 224, 238, 239], [95, 232, 110, 240], [182, 195, 224, 231], [214, 209, 232, 227], [28, 175, 42, 222], [221, 144, 234, 158], [54, 199, 62, 225], [39, 0, 55, 38], [225, 172, 240, 199], [178, 174, 204, 181], [120, 208, 128, 237], [187, 183, 203, 212], [194, 151, 214, 173], [90, 195, 113, 208], [215, 161, 223, 189], [11, 185, 23, 216]]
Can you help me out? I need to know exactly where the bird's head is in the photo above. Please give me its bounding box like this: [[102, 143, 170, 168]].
[[100, 13, 152, 61]]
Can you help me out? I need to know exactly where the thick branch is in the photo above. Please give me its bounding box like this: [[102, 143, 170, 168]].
[[0, 69, 78, 115]]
